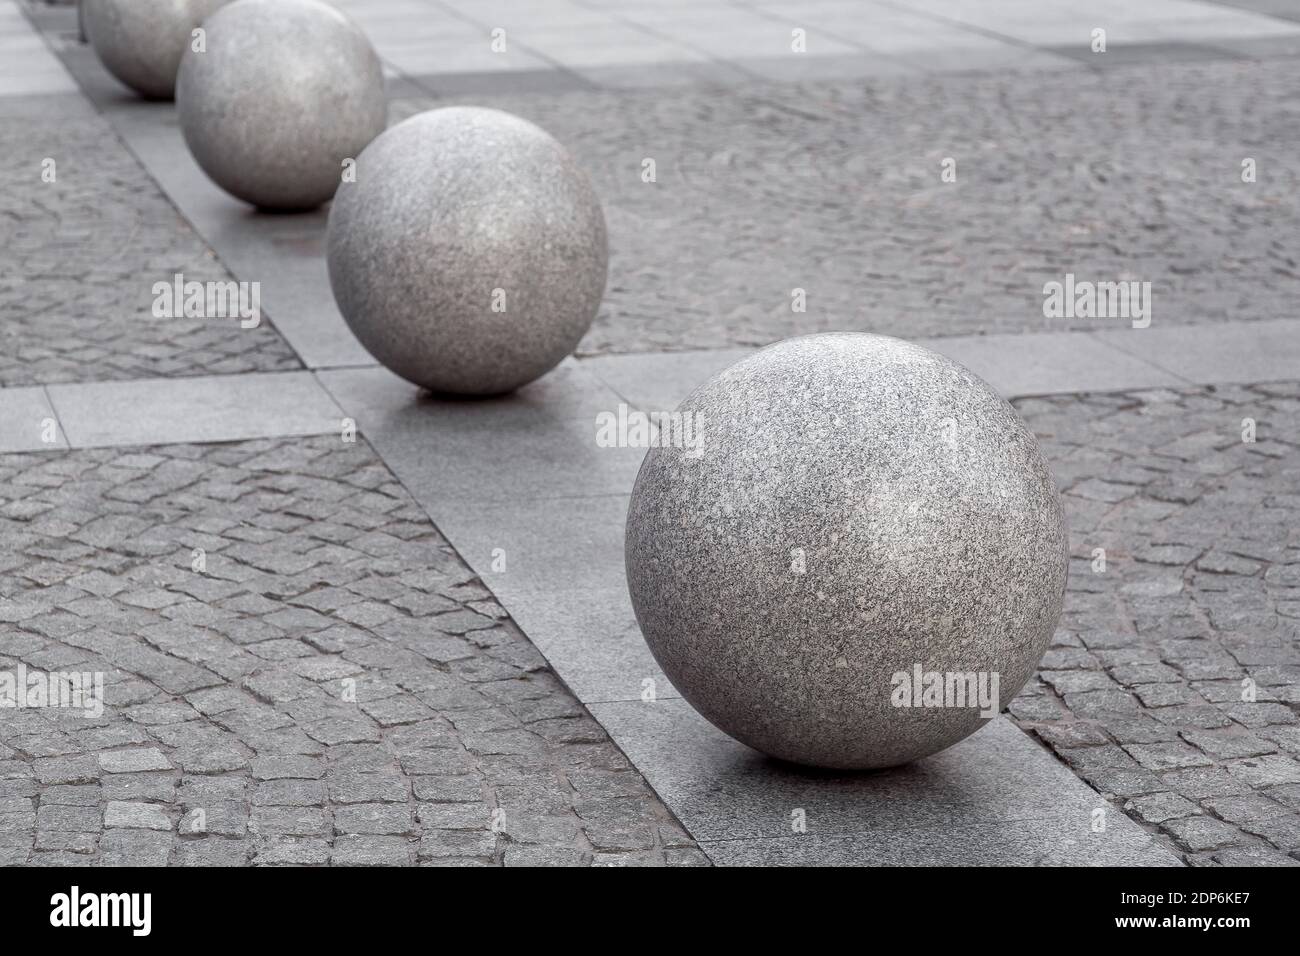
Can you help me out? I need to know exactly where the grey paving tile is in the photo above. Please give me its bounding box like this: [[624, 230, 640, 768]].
[[430, 493, 677, 704], [502, 584, 676, 706], [406, 67, 595, 97], [579, 349, 756, 413], [513, 24, 709, 70], [917, 331, 1193, 397], [573, 59, 753, 89], [903, 46, 1083, 74], [1042, 42, 1245, 66], [1212, 33, 1300, 57], [1093, 319, 1300, 385], [0, 387, 67, 451], [581, 331, 1194, 413], [0, 70, 77, 97], [0, 88, 93, 119], [0, 6, 75, 97], [320, 361, 670, 703], [431, 492, 629, 594], [701, 819, 1180, 865], [901, 0, 1300, 47], [1205, 0, 1300, 23], [592, 699, 1181, 865], [47, 372, 346, 448], [727, 52, 919, 81], [317, 361, 645, 503]]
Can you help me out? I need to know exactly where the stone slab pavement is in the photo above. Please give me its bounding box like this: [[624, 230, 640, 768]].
[[322, 0, 1300, 91]]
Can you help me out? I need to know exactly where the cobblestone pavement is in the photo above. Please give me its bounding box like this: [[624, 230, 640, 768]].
[[1011, 381, 1300, 866], [0, 104, 301, 386], [390, 55, 1300, 354], [8, 3, 1299, 868], [0, 436, 703, 866]]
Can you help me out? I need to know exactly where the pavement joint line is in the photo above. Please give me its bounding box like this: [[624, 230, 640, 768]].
[[729, 0, 928, 70], [424, 0, 601, 91], [693, 815, 1126, 841], [38, 383, 69, 447], [0, 0, 79, 96], [572, 0, 917, 83], [1080, 332, 1201, 386], [40, 381, 71, 447], [868, 0, 1074, 58], [1085, 327, 1228, 382]]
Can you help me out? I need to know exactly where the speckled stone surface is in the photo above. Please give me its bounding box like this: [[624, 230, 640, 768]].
[[175, 0, 386, 210], [83, 0, 227, 100], [625, 334, 1069, 770], [326, 107, 608, 396]]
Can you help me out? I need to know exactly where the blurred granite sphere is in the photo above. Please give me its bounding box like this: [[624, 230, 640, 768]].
[[84, 0, 228, 100], [175, 0, 386, 210], [625, 333, 1069, 770], [327, 107, 608, 395]]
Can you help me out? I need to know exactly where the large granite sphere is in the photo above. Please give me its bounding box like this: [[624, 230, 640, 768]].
[[175, 0, 386, 210], [84, 0, 227, 100], [625, 334, 1068, 771], [326, 107, 608, 396]]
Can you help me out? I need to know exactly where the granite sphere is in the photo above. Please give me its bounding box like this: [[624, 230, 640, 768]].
[[175, 0, 386, 210], [625, 333, 1068, 770], [326, 107, 608, 396], [84, 0, 228, 100]]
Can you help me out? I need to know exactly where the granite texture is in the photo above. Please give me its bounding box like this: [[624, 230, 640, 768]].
[[624, 334, 1069, 769], [326, 107, 608, 396], [175, 0, 386, 210], [83, 0, 227, 100]]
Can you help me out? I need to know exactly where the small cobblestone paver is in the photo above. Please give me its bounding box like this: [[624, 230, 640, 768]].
[[0, 436, 697, 865], [383, 55, 1300, 354], [1010, 381, 1300, 864], [0, 108, 300, 386]]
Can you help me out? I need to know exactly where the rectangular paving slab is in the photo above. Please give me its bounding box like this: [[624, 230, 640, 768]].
[[592, 700, 1181, 865], [0, 385, 67, 451], [1093, 318, 1300, 385], [318, 363, 646, 504], [46, 372, 346, 448]]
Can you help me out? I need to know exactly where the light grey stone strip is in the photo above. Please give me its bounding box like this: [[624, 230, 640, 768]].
[[593, 701, 1180, 865], [315, 362, 665, 706], [0, 386, 68, 451], [915, 329, 1196, 394], [316, 357, 1184, 866], [1092, 319, 1300, 385], [577, 319, 1300, 410], [0, 0, 77, 98], [32, 371, 347, 449]]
